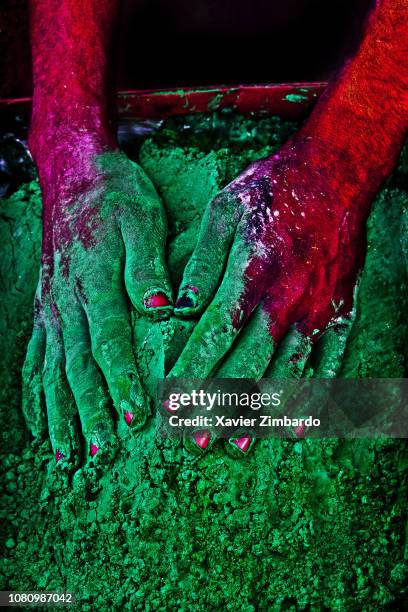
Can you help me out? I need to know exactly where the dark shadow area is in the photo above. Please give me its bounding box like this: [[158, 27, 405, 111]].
[[1, 0, 373, 97]]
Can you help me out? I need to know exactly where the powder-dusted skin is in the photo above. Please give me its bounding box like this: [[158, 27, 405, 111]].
[[26, 0, 407, 460], [1, 0, 407, 604], [1, 109, 407, 608], [26, 0, 178, 466], [170, 0, 407, 391]]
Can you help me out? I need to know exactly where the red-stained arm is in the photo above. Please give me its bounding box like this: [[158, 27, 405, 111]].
[[28, 0, 122, 269], [292, 0, 407, 212], [29, 0, 119, 175], [170, 0, 408, 392]]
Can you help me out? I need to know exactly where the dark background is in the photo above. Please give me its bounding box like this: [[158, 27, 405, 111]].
[[1, 0, 373, 98]]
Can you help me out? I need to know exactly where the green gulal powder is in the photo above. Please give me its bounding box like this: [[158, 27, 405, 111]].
[[0, 112, 407, 610]]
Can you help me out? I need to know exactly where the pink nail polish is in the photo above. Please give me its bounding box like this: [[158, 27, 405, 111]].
[[145, 292, 171, 308], [162, 399, 178, 413], [90, 442, 99, 457], [232, 436, 252, 453], [55, 449, 64, 463], [124, 410, 134, 425], [192, 430, 211, 449], [294, 423, 306, 438]]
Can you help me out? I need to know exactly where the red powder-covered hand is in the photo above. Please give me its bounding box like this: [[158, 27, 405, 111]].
[[22, 0, 172, 469], [172, 144, 364, 376], [170, 0, 407, 454]]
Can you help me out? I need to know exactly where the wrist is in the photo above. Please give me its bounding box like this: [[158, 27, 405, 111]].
[[30, 128, 118, 202], [29, 107, 117, 173], [30, 93, 116, 146]]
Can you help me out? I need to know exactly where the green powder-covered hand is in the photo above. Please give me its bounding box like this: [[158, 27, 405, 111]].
[[22, 149, 173, 469]]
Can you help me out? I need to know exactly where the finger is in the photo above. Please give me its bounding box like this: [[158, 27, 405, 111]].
[[217, 283, 309, 449], [267, 309, 354, 438], [183, 428, 216, 455], [181, 377, 258, 456], [215, 304, 275, 379], [167, 218, 201, 288], [265, 326, 313, 379], [22, 299, 46, 439], [311, 316, 355, 378], [121, 195, 173, 317], [278, 316, 355, 439], [174, 191, 242, 316], [83, 291, 151, 429], [61, 299, 117, 462], [214, 306, 274, 456], [179, 395, 217, 455], [169, 230, 257, 379], [226, 431, 257, 457], [310, 273, 359, 377], [262, 323, 313, 439], [42, 310, 80, 469], [22, 280, 46, 438]]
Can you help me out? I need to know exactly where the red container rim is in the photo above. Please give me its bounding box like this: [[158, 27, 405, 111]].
[[0, 82, 327, 120]]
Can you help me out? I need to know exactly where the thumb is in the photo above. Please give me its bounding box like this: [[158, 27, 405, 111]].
[[123, 215, 173, 317]]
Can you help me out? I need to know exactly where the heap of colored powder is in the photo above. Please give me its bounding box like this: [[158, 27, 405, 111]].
[[0, 112, 407, 610]]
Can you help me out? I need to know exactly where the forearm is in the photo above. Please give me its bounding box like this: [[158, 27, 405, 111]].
[[29, 0, 120, 166], [292, 0, 407, 205]]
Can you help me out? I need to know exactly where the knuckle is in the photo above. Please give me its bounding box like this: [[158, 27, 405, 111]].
[[128, 262, 167, 287], [91, 334, 123, 368]]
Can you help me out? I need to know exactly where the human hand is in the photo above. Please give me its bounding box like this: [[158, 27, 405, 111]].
[[169, 137, 369, 453], [22, 145, 172, 469]]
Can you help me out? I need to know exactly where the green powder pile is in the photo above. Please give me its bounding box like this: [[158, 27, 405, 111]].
[[1, 112, 407, 610]]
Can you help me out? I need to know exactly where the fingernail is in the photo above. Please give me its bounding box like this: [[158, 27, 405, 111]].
[[162, 399, 178, 413], [144, 291, 171, 309], [124, 410, 134, 426], [175, 295, 195, 309], [192, 430, 211, 449], [231, 435, 252, 453], [90, 442, 100, 457], [294, 423, 306, 438], [175, 286, 199, 310], [55, 449, 64, 463]]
